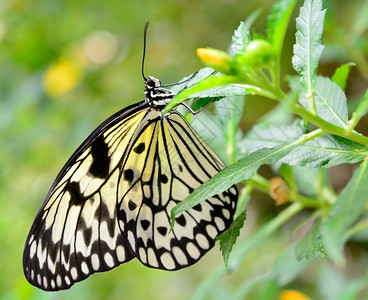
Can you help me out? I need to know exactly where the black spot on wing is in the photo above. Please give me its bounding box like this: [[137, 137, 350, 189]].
[[128, 200, 137, 211], [133, 142, 145, 154], [141, 220, 150, 230], [159, 174, 168, 184], [89, 135, 111, 178], [123, 169, 134, 182], [193, 203, 202, 212], [157, 226, 167, 236], [66, 181, 86, 206], [176, 214, 186, 226]]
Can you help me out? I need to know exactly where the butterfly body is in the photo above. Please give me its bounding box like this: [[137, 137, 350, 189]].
[[23, 75, 238, 291]]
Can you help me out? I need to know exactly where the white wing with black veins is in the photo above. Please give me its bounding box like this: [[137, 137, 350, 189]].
[[23, 104, 237, 291]]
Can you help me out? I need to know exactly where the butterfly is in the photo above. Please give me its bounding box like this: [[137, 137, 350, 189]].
[[23, 24, 238, 291]]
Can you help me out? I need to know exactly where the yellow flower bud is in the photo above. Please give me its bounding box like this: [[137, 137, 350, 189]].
[[280, 290, 311, 300], [196, 48, 235, 75]]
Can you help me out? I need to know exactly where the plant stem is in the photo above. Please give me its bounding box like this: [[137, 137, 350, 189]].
[[292, 103, 368, 145], [267, 88, 368, 145], [344, 217, 368, 240]]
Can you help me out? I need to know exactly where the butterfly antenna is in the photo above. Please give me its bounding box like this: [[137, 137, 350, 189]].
[[142, 22, 149, 81]]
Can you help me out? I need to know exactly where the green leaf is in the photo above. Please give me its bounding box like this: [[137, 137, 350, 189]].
[[281, 134, 367, 168], [348, 89, 368, 130], [171, 140, 299, 224], [189, 97, 219, 112], [292, 0, 326, 91], [217, 212, 246, 266], [231, 21, 251, 55], [267, 0, 297, 56], [322, 158, 368, 264], [165, 74, 252, 113], [295, 220, 328, 261], [242, 119, 367, 168], [278, 164, 296, 191], [299, 76, 348, 128], [168, 67, 214, 94], [331, 62, 355, 91], [293, 166, 319, 197], [240, 119, 305, 154]]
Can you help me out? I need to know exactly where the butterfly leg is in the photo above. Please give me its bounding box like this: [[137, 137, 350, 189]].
[[178, 99, 214, 115]]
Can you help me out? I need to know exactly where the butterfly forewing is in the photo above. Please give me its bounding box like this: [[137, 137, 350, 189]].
[[23, 104, 149, 290], [24, 101, 238, 291]]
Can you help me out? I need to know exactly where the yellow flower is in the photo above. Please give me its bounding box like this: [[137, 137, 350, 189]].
[[196, 48, 235, 75], [280, 290, 312, 300], [43, 58, 83, 97]]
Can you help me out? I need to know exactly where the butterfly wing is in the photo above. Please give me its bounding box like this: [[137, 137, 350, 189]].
[[23, 102, 150, 291], [117, 111, 237, 270], [24, 104, 238, 291]]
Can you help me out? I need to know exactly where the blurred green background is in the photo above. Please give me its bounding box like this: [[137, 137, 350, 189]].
[[1, 0, 368, 299]]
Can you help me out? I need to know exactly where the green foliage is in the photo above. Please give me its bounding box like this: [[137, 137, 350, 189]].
[[292, 0, 326, 99], [295, 220, 328, 260], [322, 158, 368, 264], [242, 120, 367, 167], [3, 0, 368, 299], [231, 22, 251, 55], [332, 62, 355, 91], [302, 76, 348, 127], [267, 0, 297, 56], [217, 211, 246, 266], [171, 141, 300, 226], [167, 0, 368, 298]]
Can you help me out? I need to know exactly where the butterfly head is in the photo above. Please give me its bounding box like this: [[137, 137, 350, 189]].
[[145, 76, 161, 90], [144, 76, 175, 108]]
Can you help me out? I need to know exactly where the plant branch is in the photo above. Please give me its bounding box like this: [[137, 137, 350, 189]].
[[292, 103, 368, 145]]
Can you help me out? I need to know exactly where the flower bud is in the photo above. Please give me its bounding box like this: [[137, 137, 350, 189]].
[[196, 48, 235, 75], [241, 39, 274, 68], [280, 290, 311, 300], [269, 177, 290, 205]]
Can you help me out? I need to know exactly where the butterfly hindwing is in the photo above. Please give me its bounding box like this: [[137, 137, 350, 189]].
[[117, 111, 237, 270]]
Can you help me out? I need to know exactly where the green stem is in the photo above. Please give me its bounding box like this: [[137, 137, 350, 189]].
[[307, 90, 317, 115], [266, 88, 368, 145], [344, 217, 368, 240], [247, 173, 269, 192], [292, 103, 368, 145]]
